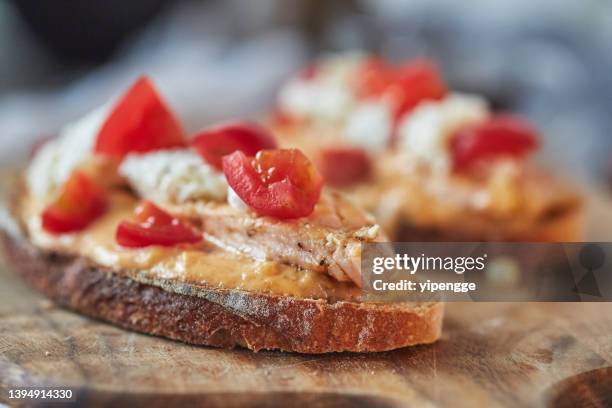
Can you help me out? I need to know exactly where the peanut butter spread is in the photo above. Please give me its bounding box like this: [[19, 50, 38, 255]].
[[21, 192, 362, 301]]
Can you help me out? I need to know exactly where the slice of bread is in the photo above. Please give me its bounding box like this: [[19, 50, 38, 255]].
[[1, 181, 443, 353]]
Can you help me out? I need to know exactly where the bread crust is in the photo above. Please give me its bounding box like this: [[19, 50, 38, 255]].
[[1, 227, 443, 353]]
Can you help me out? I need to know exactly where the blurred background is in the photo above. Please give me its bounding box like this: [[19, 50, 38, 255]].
[[0, 0, 611, 189]]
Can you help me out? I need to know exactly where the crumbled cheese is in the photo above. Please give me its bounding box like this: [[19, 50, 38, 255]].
[[343, 100, 393, 151], [277, 53, 365, 123], [119, 150, 228, 203], [26, 104, 111, 197], [398, 93, 490, 171], [317, 52, 366, 86], [277, 79, 355, 123], [227, 186, 249, 211]]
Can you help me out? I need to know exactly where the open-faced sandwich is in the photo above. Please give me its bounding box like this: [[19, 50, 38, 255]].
[[270, 53, 582, 241], [1, 77, 443, 353]]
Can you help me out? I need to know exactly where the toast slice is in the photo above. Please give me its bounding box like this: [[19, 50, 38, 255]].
[[270, 53, 582, 242], [1, 181, 443, 353], [3, 76, 443, 353]]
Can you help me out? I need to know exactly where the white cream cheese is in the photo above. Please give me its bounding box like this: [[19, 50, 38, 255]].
[[27, 104, 111, 197], [343, 100, 394, 151], [398, 93, 490, 171], [277, 79, 354, 123], [277, 53, 365, 123], [119, 149, 228, 203]]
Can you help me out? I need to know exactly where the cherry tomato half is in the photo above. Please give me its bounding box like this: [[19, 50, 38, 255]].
[[354, 58, 447, 120], [222, 149, 323, 219], [94, 76, 186, 160], [116, 201, 201, 248], [191, 121, 277, 171], [316, 147, 372, 188], [41, 171, 107, 234], [450, 115, 540, 172]]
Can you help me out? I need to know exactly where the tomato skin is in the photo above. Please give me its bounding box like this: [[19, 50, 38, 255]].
[[353, 57, 392, 98], [191, 121, 277, 171], [116, 201, 201, 248], [387, 60, 447, 119], [450, 115, 540, 172], [116, 222, 201, 248], [316, 147, 371, 188], [41, 171, 107, 234], [222, 149, 323, 219], [354, 58, 447, 120], [94, 76, 186, 160]]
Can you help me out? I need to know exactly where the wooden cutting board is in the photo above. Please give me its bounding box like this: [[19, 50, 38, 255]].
[[1, 176, 611, 407]]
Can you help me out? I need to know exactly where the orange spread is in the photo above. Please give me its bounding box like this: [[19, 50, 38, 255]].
[[22, 192, 361, 301]]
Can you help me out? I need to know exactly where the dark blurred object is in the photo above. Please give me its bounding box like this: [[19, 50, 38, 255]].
[[290, 0, 371, 53], [12, 0, 171, 63]]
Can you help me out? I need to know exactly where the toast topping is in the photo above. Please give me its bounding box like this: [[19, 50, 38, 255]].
[[94, 77, 186, 160], [41, 170, 107, 234], [352, 57, 447, 125], [116, 200, 202, 248], [25, 76, 384, 290], [119, 150, 228, 203], [27, 76, 185, 198], [274, 55, 544, 193], [191, 121, 277, 171], [22, 192, 362, 300], [27, 104, 111, 197], [449, 115, 540, 173], [315, 146, 372, 188], [398, 93, 490, 172], [343, 100, 394, 151], [222, 149, 323, 219], [277, 53, 364, 123], [166, 190, 381, 287]]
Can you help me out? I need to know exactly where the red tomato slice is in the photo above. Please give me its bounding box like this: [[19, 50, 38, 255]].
[[191, 121, 277, 171], [353, 57, 394, 98], [316, 147, 372, 188], [450, 115, 540, 172], [387, 60, 447, 119], [116, 201, 201, 248], [41, 171, 107, 234], [354, 58, 447, 120], [222, 149, 323, 219], [94, 76, 186, 160]]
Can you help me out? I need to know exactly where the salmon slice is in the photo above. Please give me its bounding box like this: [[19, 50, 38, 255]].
[[168, 191, 384, 287]]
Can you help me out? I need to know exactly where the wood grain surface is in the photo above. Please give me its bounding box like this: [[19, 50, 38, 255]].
[[1, 172, 611, 408]]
